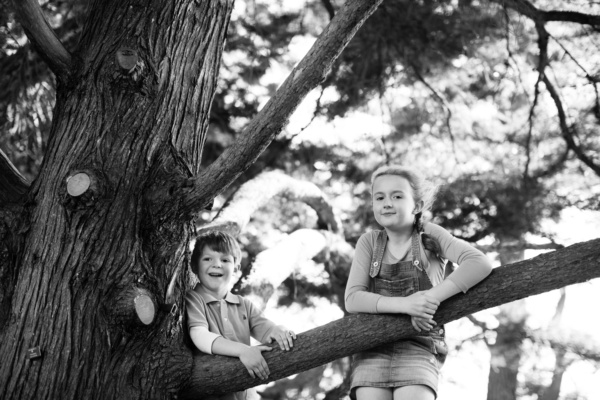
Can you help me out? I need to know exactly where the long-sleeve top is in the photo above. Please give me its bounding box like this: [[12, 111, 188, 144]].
[[345, 222, 493, 313]]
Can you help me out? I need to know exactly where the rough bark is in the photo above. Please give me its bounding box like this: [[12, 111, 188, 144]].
[[182, 237, 600, 397], [1, 0, 234, 398], [1, 1, 382, 399]]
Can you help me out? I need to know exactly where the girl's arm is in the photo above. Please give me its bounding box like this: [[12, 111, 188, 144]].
[[345, 233, 384, 313], [425, 279, 462, 303], [425, 223, 493, 302], [345, 233, 439, 318]]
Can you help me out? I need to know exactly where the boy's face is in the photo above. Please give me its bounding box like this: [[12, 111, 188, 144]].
[[196, 245, 239, 296]]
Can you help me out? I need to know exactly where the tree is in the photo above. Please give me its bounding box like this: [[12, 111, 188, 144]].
[[1, 1, 599, 400], [0, 0, 384, 398]]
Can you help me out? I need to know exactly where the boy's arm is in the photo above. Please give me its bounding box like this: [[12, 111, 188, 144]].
[[194, 329, 272, 380], [244, 298, 296, 351], [189, 326, 221, 354]]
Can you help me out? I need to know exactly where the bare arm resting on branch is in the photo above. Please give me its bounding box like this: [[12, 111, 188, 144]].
[[180, 237, 600, 398]]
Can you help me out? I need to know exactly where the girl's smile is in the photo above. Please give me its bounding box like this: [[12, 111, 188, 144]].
[[372, 175, 420, 233]]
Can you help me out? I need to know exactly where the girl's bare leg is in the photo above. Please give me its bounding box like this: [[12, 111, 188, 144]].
[[355, 387, 393, 400], [393, 385, 435, 400]]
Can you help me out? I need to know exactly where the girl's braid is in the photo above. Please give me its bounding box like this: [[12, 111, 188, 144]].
[[415, 212, 441, 255], [415, 211, 455, 278]]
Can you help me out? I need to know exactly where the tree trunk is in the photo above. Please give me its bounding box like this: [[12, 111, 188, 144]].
[[0, 0, 233, 398], [486, 315, 526, 400], [1, 0, 385, 399], [182, 237, 600, 397], [540, 347, 568, 400], [487, 249, 527, 400]]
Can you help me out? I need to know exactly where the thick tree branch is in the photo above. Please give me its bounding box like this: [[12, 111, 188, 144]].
[[10, 0, 73, 82], [177, 0, 384, 218], [477, 239, 563, 254], [199, 170, 342, 236], [180, 237, 600, 398], [0, 149, 30, 205]]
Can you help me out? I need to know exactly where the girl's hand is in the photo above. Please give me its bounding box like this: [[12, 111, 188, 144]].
[[239, 345, 272, 380], [403, 291, 440, 318], [268, 326, 296, 351], [411, 316, 436, 332]]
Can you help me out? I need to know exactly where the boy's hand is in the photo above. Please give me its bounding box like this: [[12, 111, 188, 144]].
[[239, 345, 272, 380], [411, 316, 435, 332], [268, 326, 296, 351], [402, 291, 440, 319]]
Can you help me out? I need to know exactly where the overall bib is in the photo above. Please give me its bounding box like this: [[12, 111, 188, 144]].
[[349, 229, 447, 398]]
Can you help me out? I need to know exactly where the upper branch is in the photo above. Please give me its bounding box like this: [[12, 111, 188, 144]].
[[544, 10, 600, 26], [494, 0, 600, 26], [0, 149, 30, 206], [199, 170, 342, 236], [543, 76, 600, 176], [176, 0, 384, 218], [180, 237, 600, 397], [11, 0, 73, 82]]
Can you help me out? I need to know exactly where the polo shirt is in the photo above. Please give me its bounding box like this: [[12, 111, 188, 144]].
[[185, 284, 277, 348]]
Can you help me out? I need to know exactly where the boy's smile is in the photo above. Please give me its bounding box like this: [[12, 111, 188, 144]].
[[197, 246, 239, 298]]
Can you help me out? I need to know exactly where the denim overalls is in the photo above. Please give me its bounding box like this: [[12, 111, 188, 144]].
[[369, 229, 447, 361]]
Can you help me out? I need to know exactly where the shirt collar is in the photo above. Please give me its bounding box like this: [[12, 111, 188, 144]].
[[193, 284, 240, 304]]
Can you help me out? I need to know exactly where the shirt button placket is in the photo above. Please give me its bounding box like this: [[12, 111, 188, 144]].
[[221, 299, 233, 336]]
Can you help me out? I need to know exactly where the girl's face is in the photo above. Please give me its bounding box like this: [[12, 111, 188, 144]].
[[372, 175, 421, 232]]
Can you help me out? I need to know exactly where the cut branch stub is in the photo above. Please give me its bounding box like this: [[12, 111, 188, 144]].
[[66, 173, 91, 197], [112, 287, 157, 328], [134, 293, 155, 325], [63, 170, 104, 210], [116, 47, 138, 71]]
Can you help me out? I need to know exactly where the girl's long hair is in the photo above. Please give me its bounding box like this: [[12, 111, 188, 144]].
[[371, 165, 444, 257]]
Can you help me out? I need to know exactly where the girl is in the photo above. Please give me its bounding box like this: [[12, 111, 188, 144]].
[[345, 165, 493, 400]]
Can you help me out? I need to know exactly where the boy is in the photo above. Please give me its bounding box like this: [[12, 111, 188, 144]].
[[185, 230, 296, 400]]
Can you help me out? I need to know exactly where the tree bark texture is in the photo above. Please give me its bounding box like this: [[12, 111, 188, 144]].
[[1, 0, 383, 399], [1, 0, 234, 398], [183, 237, 600, 397]]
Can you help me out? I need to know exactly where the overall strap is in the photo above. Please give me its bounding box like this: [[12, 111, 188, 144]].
[[411, 229, 424, 271], [369, 230, 387, 278]]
